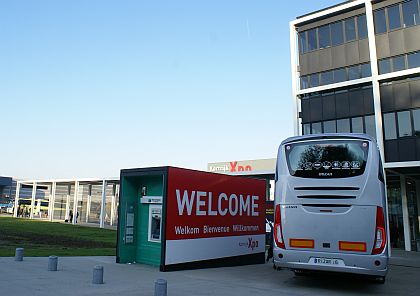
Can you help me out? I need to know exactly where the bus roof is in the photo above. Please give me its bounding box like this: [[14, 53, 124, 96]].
[[280, 133, 375, 146]]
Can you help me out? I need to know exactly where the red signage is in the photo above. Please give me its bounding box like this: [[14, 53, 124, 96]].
[[229, 161, 252, 172], [166, 167, 266, 240]]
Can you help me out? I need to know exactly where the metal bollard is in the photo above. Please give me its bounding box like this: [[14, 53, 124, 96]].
[[48, 256, 58, 271], [92, 265, 104, 284], [15, 248, 24, 261], [154, 279, 167, 296]]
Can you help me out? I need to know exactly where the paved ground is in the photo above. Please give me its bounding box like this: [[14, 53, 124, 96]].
[[1, 250, 419, 296]]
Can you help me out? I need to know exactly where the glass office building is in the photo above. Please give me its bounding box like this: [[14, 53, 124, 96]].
[[12, 178, 119, 228], [290, 0, 420, 251]]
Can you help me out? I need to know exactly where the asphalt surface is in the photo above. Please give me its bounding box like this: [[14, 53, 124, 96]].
[[0, 250, 419, 296]]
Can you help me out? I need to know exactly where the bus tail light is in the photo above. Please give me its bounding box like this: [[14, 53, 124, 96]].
[[274, 204, 285, 249], [372, 206, 386, 255]]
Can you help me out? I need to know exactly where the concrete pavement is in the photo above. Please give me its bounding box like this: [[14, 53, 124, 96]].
[[1, 250, 419, 296]]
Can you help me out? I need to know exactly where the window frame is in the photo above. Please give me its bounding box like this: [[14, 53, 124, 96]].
[[402, 0, 420, 28], [307, 28, 318, 52], [387, 4, 402, 31], [333, 68, 347, 83], [407, 51, 420, 69], [378, 58, 392, 74], [337, 118, 351, 133], [392, 55, 407, 72], [374, 8, 388, 34], [299, 31, 308, 54], [397, 110, 413, 138], [412, 109, 420, 137], [318, 24, 331, 49], [344, 17, 357, 42], [351, 117, 365, 134], [347, 65, 361, 80], [357, 14, 368, 39], [383, 112, 398, 140], [330, 21, 344, 47]]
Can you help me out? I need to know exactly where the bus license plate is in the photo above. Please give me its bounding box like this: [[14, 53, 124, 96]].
[[313, 257, 341, 265]]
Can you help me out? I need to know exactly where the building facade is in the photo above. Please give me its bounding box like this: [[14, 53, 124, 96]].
[[290, 0, 420, 251], [12, 178, 119, 229]]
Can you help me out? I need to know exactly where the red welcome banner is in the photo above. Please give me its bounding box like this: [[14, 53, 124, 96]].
[[166, 167, 266, 240]]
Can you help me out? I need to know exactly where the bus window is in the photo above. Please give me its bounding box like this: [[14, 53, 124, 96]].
[[285, 140, 369, 178]]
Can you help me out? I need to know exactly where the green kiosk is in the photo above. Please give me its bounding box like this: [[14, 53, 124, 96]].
[[117, 166, 266, 271]]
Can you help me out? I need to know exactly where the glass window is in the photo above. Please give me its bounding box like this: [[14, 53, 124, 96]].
[[309, 73, 319, 87], [352, 117, 364, 133], [320, 71, 333, 85], [303, 123, 311, 135], [397, 111, 413, 137], [337, 119, 350, 133], [331, 21, 344, 46], [388, 5, 402, 30], [299, 31, 307, 54], [413, 109, 420, 136], [379, 59, 392, 74], [307, 28, 318, 51], [318, 25, 331, 49], [357, 15, 368, 39], [392, 55, 406, 72], [300, 76, 309, 89], [323, 120, 336, 133], [408, 51, 420, 68], [402, 0, 420, 27], [348, 65, 360, 80], [344, 18, 356, 41], [384, 113, 397, 140], [285, 140, 369, 179], [361, 63, 372, 77], [365, 115, 376, 139], [312, 122, 322, 134], [334, 68, 347, 83], [374, 9, 387, 34]]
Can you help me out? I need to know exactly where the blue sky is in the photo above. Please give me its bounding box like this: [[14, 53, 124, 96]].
[[0, 0, 340, 179]]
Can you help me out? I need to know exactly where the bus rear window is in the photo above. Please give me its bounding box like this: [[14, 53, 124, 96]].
[[285, 140, 369, 178]]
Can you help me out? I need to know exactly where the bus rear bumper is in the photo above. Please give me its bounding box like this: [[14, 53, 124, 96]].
[[273, 248, 388, 277]]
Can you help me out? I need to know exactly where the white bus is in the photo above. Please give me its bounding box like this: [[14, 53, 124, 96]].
[[273, 134, 388, 283]]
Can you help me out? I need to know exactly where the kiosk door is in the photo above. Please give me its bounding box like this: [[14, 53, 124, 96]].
[[136, 193, 163, 266]]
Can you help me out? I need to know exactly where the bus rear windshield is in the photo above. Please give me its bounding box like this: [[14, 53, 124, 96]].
[[285, 140, 369, 178]]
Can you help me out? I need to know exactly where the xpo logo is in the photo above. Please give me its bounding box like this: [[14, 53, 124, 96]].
[[230, 161, 252, 172]]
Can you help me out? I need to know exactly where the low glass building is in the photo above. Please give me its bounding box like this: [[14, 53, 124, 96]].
[[12, 178, 119, 228]]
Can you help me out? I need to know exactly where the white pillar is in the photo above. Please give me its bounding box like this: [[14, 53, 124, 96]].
[[289, 21, 300, 136], [115, 184, 119, 224], [13, 182, 20, 217], [99, 180, 107, 228], [72, 181, 79, 225], [401, 176, 412, 251], [365, 0, 385, 159], [110, 184, 116, 226], [30, 182, 37, 219], [416, 180, 420, 236], [86, 184, 92, 223], [65, 184, 71, 221], [49, 182, 56, 222]]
